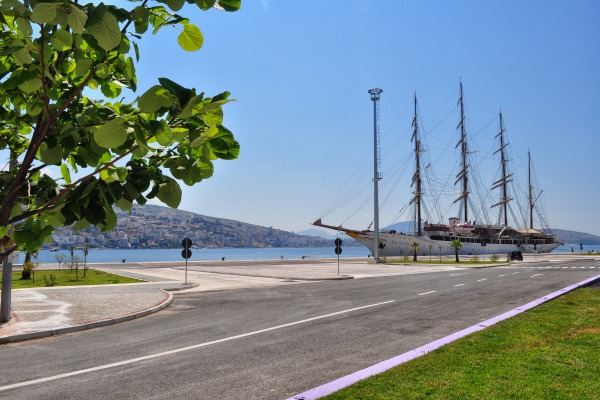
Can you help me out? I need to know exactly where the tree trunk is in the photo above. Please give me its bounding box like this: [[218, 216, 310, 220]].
[[455, 248, 460, 262]]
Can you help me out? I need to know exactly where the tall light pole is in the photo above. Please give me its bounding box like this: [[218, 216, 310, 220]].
[[368, 88, 383, 261]]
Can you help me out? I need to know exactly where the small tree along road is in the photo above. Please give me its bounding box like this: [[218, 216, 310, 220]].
[[0, 0, 241, 322]]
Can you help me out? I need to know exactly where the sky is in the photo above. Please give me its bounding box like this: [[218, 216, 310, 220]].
[[126, 0, 600, 236], [5, 1, 599, 237]]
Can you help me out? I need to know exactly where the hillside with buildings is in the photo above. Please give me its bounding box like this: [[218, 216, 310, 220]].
[[48, 204, 334, 249]]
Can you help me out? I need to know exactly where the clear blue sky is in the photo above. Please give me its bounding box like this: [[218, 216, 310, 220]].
[[6, 1, 590, 237], [128, 0, 600, 236]]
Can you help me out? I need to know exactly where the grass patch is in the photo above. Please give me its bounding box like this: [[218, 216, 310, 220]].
[[323, 287, 600, 400], [0, 269, 144, 289]]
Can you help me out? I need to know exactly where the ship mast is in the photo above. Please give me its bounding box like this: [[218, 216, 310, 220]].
[[454, 79, 469, 222], [369, 88, 383, 260], [410, 92, 423, 236], [491, 110, 513, 226]]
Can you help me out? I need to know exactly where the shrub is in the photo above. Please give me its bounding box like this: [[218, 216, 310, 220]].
[[43, 275, 57, 287], [490, 254, 499, 262]]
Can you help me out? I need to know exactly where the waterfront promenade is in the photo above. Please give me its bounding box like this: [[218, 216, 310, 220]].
[[1, 253, 597, 343]]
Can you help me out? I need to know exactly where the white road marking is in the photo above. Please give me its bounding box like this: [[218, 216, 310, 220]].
[[512, 272, 520, 275], [453, 284, 465, 287], [0, 300, 395, 392], [498, 275, 506, 277], [477, 279, 487, 282], [449, 274, 467, 276], [418, 291, 436, 296], [530, 274, 543, 278]]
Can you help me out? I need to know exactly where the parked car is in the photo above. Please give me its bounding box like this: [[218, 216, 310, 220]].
[[507, 251, 523, 261]]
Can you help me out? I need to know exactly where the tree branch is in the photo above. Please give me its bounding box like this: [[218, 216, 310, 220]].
[[8, 144, 140, 225]]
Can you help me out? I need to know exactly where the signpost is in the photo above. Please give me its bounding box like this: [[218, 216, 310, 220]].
[[181, 237, 192, 285], [335, 238, 342, 275]]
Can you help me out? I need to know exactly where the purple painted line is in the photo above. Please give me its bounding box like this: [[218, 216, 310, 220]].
[[287, 274, 600, 400]]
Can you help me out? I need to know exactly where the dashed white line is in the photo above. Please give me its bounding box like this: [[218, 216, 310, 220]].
[[453, 284, 465, 287], [449, 273, 467, 276], [477, 279, 487, 282], [418, 291, 436, 296], [498, 275, 506, 277], [0, 300, 395, 392], [530, 274, 543, 278]]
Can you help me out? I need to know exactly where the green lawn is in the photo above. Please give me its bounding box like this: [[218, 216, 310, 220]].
[[324, 287, 600, 400], [0, 269, 144, 289]]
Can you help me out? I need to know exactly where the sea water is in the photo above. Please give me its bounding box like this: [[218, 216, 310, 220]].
[[18, 244, 600, 265], [28, 247, 373, 265]]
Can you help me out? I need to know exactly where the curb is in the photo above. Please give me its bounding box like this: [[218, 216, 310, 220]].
[[164, 282, 200, 291], [0, 290, 174, 345], [178, 268, 354, 281], [287, 273, 600, 400]]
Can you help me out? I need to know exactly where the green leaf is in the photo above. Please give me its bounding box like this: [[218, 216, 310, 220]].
[[216, 0, 242, 11], [195, 0, 216, 11], [138, 85, 175, 113], [210, 126, 240, 160], [68, 5, 88, 34], [26, 98, 44, 116], [132, 6, 150, 34], [51, 30, 73, 52], [99, 208, 117, 231], [31, 3, 65, 24], [133, 41, 140, 62], [39, 143, 63, 165], [18, 74, 41, 93], [177, 94, 204, 119], [94, 118, 128, 148], [177, 23, 204, 52], [13, 47, 33, 65], [95, 62, 109, 79], [88, 78, 99, 89], [75, 58, 94, 77], [171, 127, 189, 141], [164, 0, 186, 11], [156, 177, 182, 208], [15, 17, 33, 36], [158, 77, 194, 107], [101, 81, 122, 98], [13, 219, 54, 252], [73, 219, 91, 232], [60, 164, 72, 184], [115, 197, 133, 211], [86, 12, 122, 51]]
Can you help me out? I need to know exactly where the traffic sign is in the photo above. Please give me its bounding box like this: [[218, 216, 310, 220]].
[[335, 238, 342, 255], [181, 248, 192, 259], [182, 238, 192, 249]]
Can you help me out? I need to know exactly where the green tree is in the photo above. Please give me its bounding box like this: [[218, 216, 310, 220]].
[[82, 243, 89, 277], [54, 252, 67, 270], [410, 242, 420, 262], [450, 239, 463, 263], [1, 0, 241, 322]]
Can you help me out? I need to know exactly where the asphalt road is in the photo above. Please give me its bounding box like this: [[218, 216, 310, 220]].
[[1, 259, 599, 399]]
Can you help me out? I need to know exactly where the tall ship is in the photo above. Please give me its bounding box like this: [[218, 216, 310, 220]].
[[314, 82, 561, 258]]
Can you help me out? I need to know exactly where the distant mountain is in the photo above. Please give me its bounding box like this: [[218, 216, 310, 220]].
[[296, 228, 360, 246], [49, 204, 334, 249], [383, 221, 416, 233], [546, 229, 600, 245], [297, 228, 335, 239]]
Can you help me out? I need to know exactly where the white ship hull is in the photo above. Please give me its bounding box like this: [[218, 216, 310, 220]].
[[348, 231, 560, 257]]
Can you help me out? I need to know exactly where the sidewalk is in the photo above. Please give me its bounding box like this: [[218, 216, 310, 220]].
[[1, 254, 586, 344]]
